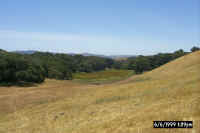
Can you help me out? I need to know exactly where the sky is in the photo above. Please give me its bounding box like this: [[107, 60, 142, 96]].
[[0, 0, 199, 55]]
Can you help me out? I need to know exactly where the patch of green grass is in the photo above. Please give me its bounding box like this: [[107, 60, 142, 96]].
[[73, 69, 134, 84]]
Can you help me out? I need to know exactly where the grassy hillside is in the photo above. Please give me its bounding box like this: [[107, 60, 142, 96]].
[[0, 51, 199, 133], [73, 69, 134, 84]]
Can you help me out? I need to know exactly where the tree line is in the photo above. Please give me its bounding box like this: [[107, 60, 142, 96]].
[[0, 46, 199, 84], [0, 49, 114, 84], [113, 46, 200, 74]]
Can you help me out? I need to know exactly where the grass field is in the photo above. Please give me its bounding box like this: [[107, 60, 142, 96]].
[[0, 51, 200, 133], [73, 69, 134, 84]]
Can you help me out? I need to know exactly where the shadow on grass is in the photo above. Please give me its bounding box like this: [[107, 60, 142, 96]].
[[0, 81, 38, 87]]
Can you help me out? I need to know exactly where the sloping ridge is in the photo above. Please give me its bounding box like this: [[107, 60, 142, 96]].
[[146, 51, 200, 78], [1, 51, 200, 133], [119, 51, 200, 85]]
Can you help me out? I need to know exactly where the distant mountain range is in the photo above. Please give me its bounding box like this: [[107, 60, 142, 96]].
[[13, 50, 136, 59]]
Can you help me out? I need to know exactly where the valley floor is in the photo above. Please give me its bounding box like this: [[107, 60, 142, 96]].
[[0, 51, 200, 133]]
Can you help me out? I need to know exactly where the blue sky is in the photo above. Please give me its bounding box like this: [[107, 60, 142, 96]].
[[0, 0, 199, 55]]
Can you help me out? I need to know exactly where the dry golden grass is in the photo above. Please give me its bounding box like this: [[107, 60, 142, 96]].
[[0, 79, 96, 115], [0, 51, 200, 133]]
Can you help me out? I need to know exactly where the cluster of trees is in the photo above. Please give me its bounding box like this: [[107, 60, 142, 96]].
[[0, 50, 45, 83], [191, 46, 200, 52], [0, 46, 199, 84], [113, 47, 199, 74], [0, 50, 114, 84], [127, 49, 186, 74], [30, 52, 114, 80]]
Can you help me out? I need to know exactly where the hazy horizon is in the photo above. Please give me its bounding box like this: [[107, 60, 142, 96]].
[[0, 0, 199, 55]]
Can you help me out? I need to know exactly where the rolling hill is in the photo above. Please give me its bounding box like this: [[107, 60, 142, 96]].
[[0, 51, 199, 133]]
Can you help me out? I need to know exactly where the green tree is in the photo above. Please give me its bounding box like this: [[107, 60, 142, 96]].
[[191, 46, 200, 52]]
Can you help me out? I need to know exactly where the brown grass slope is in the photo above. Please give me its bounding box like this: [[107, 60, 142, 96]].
[[0, 51, 200, 133]]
